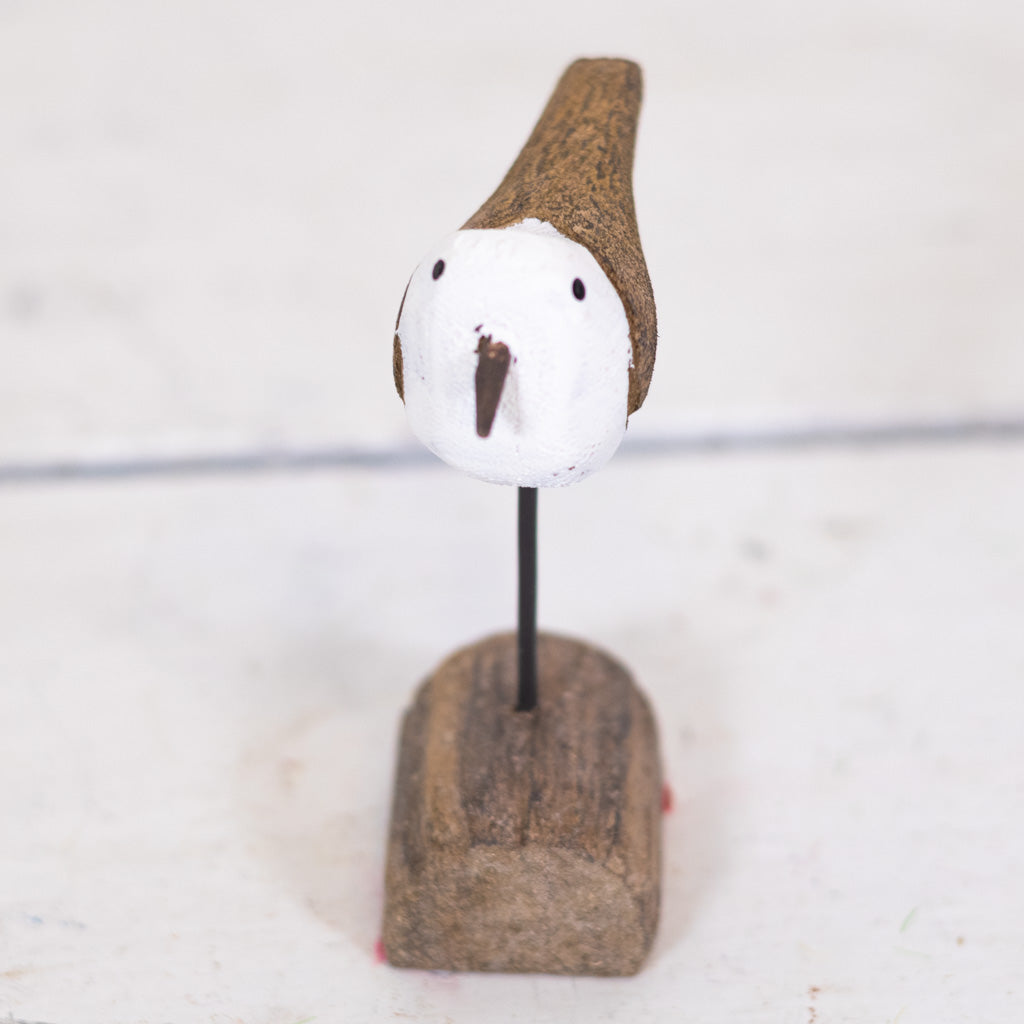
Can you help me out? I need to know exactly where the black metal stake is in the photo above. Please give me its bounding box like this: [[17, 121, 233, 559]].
[[516, 486, 539, 711]]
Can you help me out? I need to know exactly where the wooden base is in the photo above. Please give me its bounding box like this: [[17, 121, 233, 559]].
[[381, 632, 662, 976]]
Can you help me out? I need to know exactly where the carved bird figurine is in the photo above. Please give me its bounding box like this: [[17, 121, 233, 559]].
[[393, 58, 657, 487]]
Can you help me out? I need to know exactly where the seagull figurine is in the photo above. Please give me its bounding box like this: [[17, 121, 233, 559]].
[[393, 57, 657, 708], [393, 57, 657, 487], [382, 62, 664, 976]]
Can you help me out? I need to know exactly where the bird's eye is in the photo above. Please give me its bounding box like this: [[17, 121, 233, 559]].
[[432, 259, 445, 280], [572, 278, 585, 300]]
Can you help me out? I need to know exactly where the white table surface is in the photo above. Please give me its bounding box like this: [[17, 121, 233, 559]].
[[2, 1, 1022, 1021]]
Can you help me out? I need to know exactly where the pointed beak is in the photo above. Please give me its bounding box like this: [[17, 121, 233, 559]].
[[474, 336, 511, 438]]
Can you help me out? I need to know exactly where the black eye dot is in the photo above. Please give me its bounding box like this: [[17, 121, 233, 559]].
[[432, 259, 445, 280], [572, 278, 585, 300]]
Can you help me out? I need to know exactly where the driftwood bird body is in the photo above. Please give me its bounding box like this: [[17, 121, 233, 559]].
[[394, 58, 657, 487]]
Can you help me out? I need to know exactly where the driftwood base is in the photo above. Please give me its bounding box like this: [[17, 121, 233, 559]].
[[381, 632, 662, 976]]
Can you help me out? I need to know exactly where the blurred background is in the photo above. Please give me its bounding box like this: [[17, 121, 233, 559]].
[[1, 2, 1021, 1021], [3, 0, 1021, 460]]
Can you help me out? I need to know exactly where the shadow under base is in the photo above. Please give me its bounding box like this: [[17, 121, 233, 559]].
[[381, 632, 662, 976]]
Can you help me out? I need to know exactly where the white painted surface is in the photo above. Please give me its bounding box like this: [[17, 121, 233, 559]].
[[1, 1, 1022, 461], [398, 221, 631, 486], [2, 449, 1023, 1022]]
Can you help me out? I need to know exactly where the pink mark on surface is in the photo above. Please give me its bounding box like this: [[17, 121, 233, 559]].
[[374, 938, 387, 964], [661, 781, 674, 814]]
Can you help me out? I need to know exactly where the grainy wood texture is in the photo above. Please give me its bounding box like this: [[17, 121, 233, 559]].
[[382, 632, 662, 976], [393, 58, 657, 413], [463, 58, 656, 414]]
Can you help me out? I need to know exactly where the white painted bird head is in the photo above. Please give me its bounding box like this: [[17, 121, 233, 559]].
[[395, 219, 633, 487]]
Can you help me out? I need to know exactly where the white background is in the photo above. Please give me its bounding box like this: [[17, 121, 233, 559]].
[[1, 1, 1022, 1021]]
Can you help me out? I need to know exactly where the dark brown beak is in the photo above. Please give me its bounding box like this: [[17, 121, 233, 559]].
[[474, 336, 510, 438]]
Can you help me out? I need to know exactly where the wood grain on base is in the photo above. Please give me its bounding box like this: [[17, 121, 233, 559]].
[[382, 632, 662, 976]]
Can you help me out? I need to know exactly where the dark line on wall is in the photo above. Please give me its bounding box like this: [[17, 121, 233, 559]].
[[621, 415, 1024, 455], [0, 445, 435, 485], [1, 415, 1023, 487]]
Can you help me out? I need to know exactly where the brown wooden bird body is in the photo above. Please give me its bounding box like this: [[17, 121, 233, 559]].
[[394, 58, 656, 486]]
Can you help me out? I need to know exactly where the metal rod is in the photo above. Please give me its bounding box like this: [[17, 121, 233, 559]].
[[516, 486, 539, 712]]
